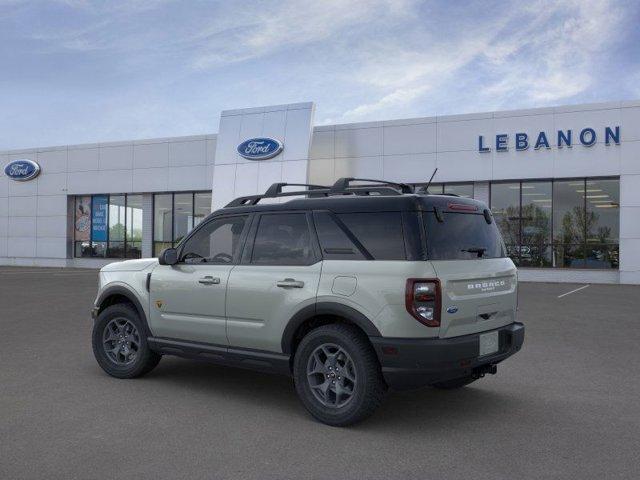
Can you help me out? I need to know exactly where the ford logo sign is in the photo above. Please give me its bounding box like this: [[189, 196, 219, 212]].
[[446, 306, 459, 314], [237, 137, 283, 160], [4, 159, 41, 182]]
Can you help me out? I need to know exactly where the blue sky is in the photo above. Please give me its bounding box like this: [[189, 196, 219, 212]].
[[1, 0, 639, 150]]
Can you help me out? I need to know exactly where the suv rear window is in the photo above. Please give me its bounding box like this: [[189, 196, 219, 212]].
[[423, 212, 506, 260]]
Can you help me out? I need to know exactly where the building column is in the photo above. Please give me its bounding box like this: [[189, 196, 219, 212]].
[[619, 173, 640, 284], [473, 181, 490, 205], [142, 193, 153, 258]]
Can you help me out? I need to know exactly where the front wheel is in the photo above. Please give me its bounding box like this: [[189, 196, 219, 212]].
[[293, 324, 387, 427], [92, 303, 161, 379]]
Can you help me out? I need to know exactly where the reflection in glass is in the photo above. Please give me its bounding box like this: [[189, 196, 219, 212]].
[[173, 193, 193, 244], [490, 182, 520, 264], [153, 194, 172, 256], [194, 192, 212, 228], [108, 195, 125, 257], [520, 181, 552, 267], [126, 195, 143, 258], [444, 183, 474, 198]]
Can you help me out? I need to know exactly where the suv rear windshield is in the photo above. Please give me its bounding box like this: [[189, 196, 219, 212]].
[[423, 212, 506, 260]]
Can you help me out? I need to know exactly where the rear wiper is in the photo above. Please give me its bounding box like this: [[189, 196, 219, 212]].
[[461, 247, 486, 258]]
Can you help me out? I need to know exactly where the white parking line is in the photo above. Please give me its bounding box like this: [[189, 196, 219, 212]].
[[557, 284, 590, 298]]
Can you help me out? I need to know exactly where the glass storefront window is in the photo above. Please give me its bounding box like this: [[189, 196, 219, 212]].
[[108, 195, 125, 258], [173, 193, 193, 244], [153, 194, 173, 256], [443, 183, 474, 198], [585, 179, 619, 269], [489, 178, 619, 270], [153, 191, 212, 256], [73, 193, 144, 259], [520, 181, 552, 267], [126, 195, 143, 259], [411, 182, 473, 197], [194, 192, 212, 228], [490, 182, 520, 264]]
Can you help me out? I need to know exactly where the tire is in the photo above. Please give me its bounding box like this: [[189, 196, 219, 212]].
[[432, 375, 477, 390], [92, 303, 161, 379], [293, 324, 387, 427]]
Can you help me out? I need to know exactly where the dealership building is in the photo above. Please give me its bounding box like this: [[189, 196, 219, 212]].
[[1, 100, 639, 284]]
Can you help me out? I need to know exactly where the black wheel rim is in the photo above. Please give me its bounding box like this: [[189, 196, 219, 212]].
[[306, 343, 357, 408], [102, 318, 140, 366]]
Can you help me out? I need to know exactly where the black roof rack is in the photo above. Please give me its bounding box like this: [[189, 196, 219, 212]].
[[224, 177, 416, 208], [330, 177, 414, 194]]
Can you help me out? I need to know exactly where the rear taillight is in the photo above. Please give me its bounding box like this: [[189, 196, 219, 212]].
[[405, 279, 441, 327]]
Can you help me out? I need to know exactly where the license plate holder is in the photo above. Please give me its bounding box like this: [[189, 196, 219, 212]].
[[479, 331, 499, 357]]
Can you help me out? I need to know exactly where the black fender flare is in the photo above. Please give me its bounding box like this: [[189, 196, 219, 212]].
[[281, 302, 382, 354], [95, 285, 152, 337]]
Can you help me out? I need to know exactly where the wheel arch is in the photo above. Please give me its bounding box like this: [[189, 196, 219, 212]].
[[95, 285, 152, 337], [281, 302, 381, 355]]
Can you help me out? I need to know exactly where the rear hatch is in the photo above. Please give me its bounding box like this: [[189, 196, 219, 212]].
[[422, 205, 517, 338]]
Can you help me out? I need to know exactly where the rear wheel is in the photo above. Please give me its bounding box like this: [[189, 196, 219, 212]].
[[92, 303, 161, 379], [293, 324, 386, 426], [432, 375, 477, 389]]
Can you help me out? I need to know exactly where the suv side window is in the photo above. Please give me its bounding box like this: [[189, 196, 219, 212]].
[[313, 211, 366, 260], [251, 213, 314, 266], [337, 212, 406, 260], [180, 215, 248, 264]]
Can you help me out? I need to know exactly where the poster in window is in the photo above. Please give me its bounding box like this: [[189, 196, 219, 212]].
[[74, 196, 91, 241], [91, 195, 108, 242]]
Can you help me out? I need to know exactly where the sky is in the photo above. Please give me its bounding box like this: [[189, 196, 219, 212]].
[[1, 0, 639, 150]]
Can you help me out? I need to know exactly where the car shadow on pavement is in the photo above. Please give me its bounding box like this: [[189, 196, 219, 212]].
[[130, 357, 523, 431]]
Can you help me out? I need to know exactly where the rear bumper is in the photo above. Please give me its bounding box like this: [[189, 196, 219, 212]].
[[370, 322, 525, 390]]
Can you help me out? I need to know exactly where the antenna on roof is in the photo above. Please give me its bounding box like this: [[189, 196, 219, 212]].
[[424, 168, 438, 193]]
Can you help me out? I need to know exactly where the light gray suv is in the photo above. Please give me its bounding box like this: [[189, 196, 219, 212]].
[[91, 178, 524, 426]]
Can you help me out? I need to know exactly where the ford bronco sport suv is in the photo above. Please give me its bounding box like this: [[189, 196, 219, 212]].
[[91, 178, 524, 426]]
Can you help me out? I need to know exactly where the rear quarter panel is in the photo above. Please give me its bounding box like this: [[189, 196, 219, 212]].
[[318, 260, 441, 338]]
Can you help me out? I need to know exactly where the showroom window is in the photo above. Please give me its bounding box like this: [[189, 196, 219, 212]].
[[490, 178, 619, 269], [152, 191, 212, 256], [74, 194, 144, 259]]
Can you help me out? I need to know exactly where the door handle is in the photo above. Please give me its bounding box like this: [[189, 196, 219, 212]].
[[277, 278, 305, 288], [198, 276, 221, 285]]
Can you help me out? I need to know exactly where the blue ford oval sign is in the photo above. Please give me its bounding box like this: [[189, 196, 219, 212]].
[[237, 137, 283, 160], [4, 159, 41, 181]]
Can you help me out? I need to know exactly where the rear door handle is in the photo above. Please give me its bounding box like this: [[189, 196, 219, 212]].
[[277, 278, 304, 288], [199, 276, 221, 285]]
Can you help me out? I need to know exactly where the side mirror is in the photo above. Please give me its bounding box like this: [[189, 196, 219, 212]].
[[158, 247, 178, 265]]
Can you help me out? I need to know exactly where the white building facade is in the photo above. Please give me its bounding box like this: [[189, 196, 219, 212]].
[[1, 100, 639, 284]]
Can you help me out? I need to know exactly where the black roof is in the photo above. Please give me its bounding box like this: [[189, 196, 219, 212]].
[[209, 177, 488, 217]]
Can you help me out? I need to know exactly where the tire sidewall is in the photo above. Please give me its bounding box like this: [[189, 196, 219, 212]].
[[92, 304, 154, 378], [293, 327, 378, 425]]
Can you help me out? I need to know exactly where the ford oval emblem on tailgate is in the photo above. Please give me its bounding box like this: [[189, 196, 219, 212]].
[[446, 306, 459, 314]]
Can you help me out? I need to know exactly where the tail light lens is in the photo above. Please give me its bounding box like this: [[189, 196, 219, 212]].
[[405, 279, 441, 327]]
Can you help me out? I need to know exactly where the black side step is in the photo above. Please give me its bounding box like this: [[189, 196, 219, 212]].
[[147, 337, 291, 376]]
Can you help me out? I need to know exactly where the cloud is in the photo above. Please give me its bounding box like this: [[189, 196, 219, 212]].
[[334, 0, 627, 122]]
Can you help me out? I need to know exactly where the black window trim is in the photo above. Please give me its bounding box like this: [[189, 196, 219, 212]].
[[312, 210, 374, 260], [242, 211, 321, 267]]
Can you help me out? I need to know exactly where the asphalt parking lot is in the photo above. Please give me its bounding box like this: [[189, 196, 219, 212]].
[[1, 267, 639, 480]]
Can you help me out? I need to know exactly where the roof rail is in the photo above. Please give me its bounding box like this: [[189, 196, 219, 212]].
[[224, 177, 415, 208], [225, 183, 330, 207], [330, 177, 414, 194]]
